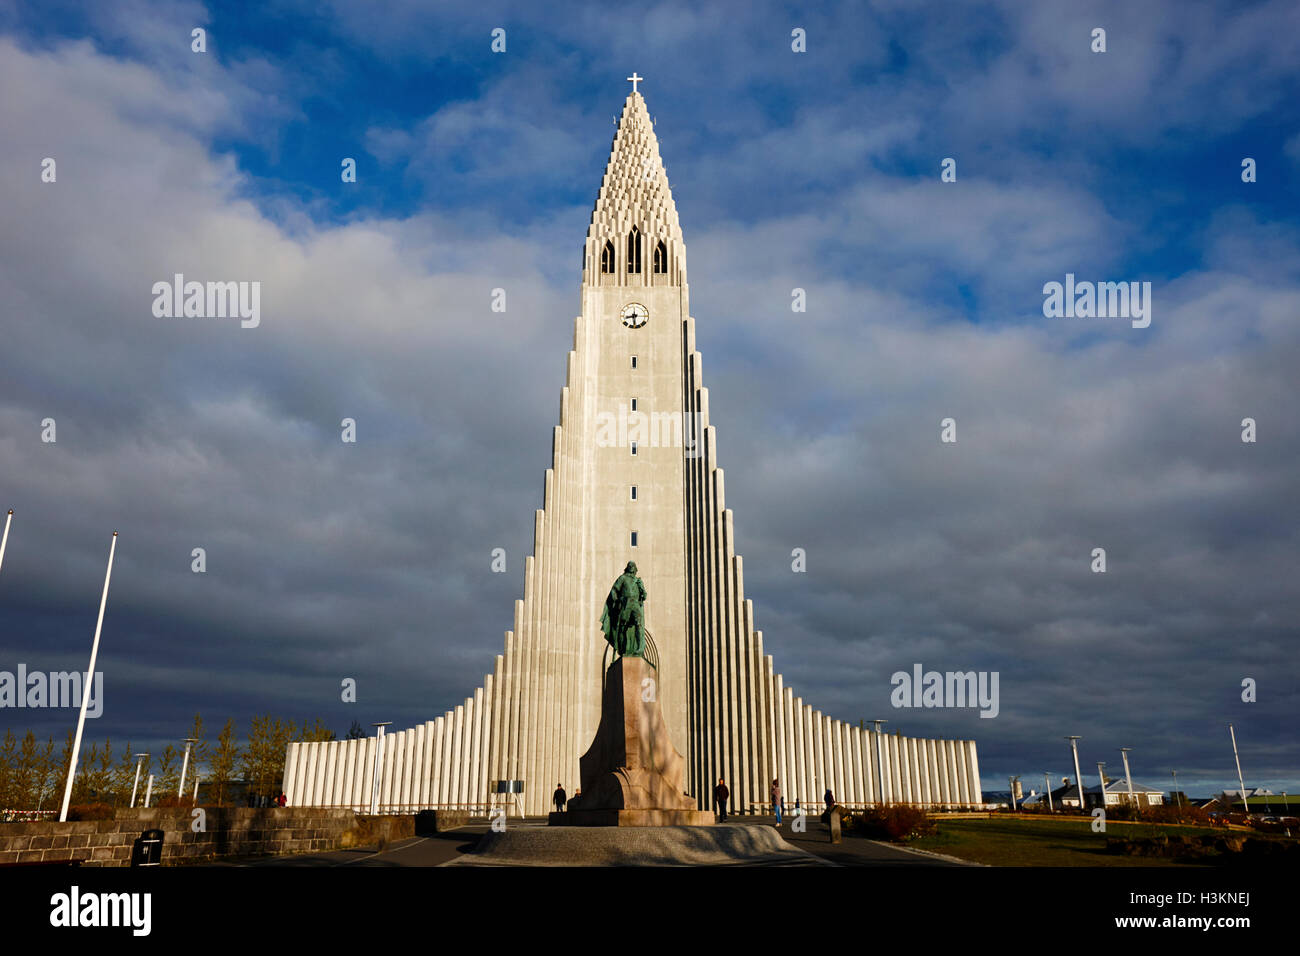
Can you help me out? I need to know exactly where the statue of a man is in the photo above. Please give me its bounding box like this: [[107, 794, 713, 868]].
[[600, 561, 647, 658]]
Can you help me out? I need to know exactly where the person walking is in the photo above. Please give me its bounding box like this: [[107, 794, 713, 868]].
[[714, 778, 730, 822], [553, 783, 567, 813], [771, 778, 783, 826], [822, 787, 836, 823]]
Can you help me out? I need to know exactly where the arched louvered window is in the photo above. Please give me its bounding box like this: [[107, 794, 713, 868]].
[[653, 240, 667, 274], [627, 227, 642, 274], [601, 240, 616, 274]]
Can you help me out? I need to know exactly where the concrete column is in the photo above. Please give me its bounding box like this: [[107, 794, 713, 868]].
[[898, 734, 912, 803], [359, 738, 375, 813], [390, 730, 405, 812], [790, 696, 803, 808], [851, 726, 865, 805], [429, 716, 444, 805], [461, 696, 476, 807], [955, 739, 971, 806], [771, 669, 786, 805], [351, 738, 367, 810], [418, 722, 433, 807], [840, 728, 852, 804], [283, 743, 300, 806], [412, 724, 427, 808], [917, 738, 931, 806], [312, 742, 329, 806], [946, 739, 962, 808], [393, 732, 407, 811], [751, 631, 769, 815], [488, 655, 504, 800], [966, 740, 983, 805], [501, 630, 518, 797], [405, 727, 420, 811], [450, 704, 465, 809], [928, 739, 941, 806], [811, 710, 824, 805], [331, 741, 347, 806], [439, 712, 454, 807], [479, 677, 494, 812], [937, 740, 952, 806], [285, 743, 302, 806], [337, 740, 353, 809], [832, 718, 846, 803], [515, 557, 536, 815], [782, 686, 795, 806], [337, 739, 352, 809], [298, 743, 315, 805]]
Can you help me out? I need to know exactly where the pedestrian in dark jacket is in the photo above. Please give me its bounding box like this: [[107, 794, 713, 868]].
[[714, 778, 730, 822], [822, 788, 836, 823], [771, 779, 783, 825], [553, 784, 567, 812]]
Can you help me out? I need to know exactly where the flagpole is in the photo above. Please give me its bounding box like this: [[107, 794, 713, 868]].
[[0, 510, 13, 577], [58, 531, 117, 822]]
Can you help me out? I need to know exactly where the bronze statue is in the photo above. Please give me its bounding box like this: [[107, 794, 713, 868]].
[[600, 561, 646, 657]]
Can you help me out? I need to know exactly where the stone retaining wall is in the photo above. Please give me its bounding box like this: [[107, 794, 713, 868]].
[[0, 807, 372, 866]]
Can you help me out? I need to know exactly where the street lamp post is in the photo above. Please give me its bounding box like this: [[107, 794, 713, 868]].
[[1044, 772, 1054, 813], [1096, 762, 1107, 813], [1171, 770, 1182, 810]]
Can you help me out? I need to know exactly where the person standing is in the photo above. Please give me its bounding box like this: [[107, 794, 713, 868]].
[[822, 787, 836, 823], [714, 778, 730, 822], [553, 783, 567, 813], [771, 778, 783, 825]]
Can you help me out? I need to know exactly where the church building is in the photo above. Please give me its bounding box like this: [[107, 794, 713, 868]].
[[284, 80, 983, 816]]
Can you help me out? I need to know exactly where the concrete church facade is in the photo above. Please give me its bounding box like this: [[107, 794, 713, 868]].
[[284, 85, 983, 816]]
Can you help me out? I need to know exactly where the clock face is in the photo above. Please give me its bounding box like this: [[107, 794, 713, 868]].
[[621, 302, 649, 329]]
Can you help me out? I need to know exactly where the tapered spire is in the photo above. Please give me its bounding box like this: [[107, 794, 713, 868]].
[[584, 89, 685, 285]]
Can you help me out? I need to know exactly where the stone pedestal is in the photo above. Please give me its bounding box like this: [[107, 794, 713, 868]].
[[560, 655, 713, 827]]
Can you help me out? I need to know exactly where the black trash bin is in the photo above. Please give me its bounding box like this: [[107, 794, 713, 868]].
[[130, 828, 164, 867]]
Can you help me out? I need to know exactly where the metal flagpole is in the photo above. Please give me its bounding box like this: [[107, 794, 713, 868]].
[[1120, 748, 1136, 810], [178, 738, 197, 797], [1066, 737, 1085, 812], [0, 510, 12, 578], [1229, 724, 1249, 813], [58, 532, 117, 822], [129, 753, 149, 808]]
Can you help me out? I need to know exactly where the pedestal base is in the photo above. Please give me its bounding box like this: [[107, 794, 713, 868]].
[[549, 809, 716, 827]]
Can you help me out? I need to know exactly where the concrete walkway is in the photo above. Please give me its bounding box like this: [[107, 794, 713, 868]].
[[237, 815, 972, 867]]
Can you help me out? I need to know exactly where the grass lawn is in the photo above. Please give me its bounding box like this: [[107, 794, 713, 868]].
[[909, 817, 1228, 866]]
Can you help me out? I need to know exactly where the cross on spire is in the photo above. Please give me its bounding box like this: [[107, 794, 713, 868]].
[[627, 72, 643, 94]]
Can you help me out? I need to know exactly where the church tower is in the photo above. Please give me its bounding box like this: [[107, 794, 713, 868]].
[[283, 82, 983, 817]]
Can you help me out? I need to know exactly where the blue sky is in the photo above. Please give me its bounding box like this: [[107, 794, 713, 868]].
[[0, 0, 1297, 798]]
